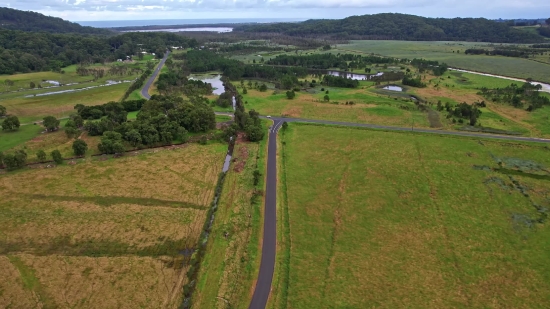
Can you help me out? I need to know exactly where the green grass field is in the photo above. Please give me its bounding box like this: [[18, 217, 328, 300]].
[[336, 40, 550, 83], [272, 123, 550, 309]]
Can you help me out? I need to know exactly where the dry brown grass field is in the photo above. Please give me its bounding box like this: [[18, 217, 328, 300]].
[[0, 143, 226, 309]]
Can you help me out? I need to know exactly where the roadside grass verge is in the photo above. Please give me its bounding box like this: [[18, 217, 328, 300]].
[[193, 120, 269, 309], [275, 123, 550, 308]]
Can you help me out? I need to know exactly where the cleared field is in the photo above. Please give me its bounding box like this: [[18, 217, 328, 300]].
[[243, 88, 430, 128], [0, 143, 226, 309], [273, 123, 550, 309], [336, 40, 550, 83], [193, 135, 267, 309]]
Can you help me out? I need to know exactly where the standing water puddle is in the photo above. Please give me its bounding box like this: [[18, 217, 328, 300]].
[[382, 85, 403, 91]]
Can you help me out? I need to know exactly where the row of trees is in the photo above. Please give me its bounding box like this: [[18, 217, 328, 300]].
[[465, 48, 529, 58], [0, 141, 88, 170]]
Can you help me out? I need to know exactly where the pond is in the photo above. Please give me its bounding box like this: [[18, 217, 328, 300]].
[[382, 85, 403, 92], [190, 74, 224, 95], [327, 71, 384, 80]]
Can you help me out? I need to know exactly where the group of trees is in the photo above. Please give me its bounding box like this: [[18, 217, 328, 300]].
[[235, 13, 546, 43], [82, 95, 216, 151], [437, 101, 482, 125], [1, 115, 20, 131], [410, 59, 448, 76], [156, 70, 214, 96], [402, 75, 426, 88], [478, 82, 549, 111], [75, 99, 146, 120]]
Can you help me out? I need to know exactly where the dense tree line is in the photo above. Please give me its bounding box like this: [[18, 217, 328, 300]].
[[479, 83, 549, 111], [0, 7, 111, 34], [321, 75, 359, 88], [465, 48, 528, 58], [179, 50, 308, 85], [0, 30, 197, 74], [235, 13, 545, 43], [266, 53, 400, 70], [531, 43, 550, 48]]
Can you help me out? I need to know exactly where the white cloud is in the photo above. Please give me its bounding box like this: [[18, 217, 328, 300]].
[[4, 0, 549, 21]]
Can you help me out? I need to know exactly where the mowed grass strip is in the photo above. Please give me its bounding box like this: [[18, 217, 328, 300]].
[[278, 123, 550, 309], [0, 143, 226, 309]]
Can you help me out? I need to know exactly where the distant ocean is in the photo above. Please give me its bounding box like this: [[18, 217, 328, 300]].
[[76, 18, 303, 28]]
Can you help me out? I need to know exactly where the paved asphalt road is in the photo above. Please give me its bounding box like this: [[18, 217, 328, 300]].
[[140, 51, 170, 99], [248, 119, 283, 309]]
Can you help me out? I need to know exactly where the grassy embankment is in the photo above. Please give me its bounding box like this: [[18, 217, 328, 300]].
[[270, 123, 550, 309], [192, 120, 270, 309], [0, 143, 226, 309]]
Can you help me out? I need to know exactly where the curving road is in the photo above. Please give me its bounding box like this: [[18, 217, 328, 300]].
[[141, 51, 170, 99]]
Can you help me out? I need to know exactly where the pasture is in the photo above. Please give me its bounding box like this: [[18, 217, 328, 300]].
[[242, 88, 430, 128], [272, 123, 550, 309], [0, 143, 226, 309], [336, 40, 550, 83]]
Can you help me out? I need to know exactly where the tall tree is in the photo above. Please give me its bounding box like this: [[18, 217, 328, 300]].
[[0, 105, 6, 117], [36, 150, 46, 162], [51, 150, 63, 164], [1, 115, 20, 131], [43, 116, 60, 132], [72, 140, 88, 156]]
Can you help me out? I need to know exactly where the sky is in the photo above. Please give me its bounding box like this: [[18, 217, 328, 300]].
[[2, 0, 549, 21]]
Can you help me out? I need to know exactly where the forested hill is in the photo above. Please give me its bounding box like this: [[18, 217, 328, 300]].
[[0, 7, 111, 34], [234, 13, 545, 43]]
